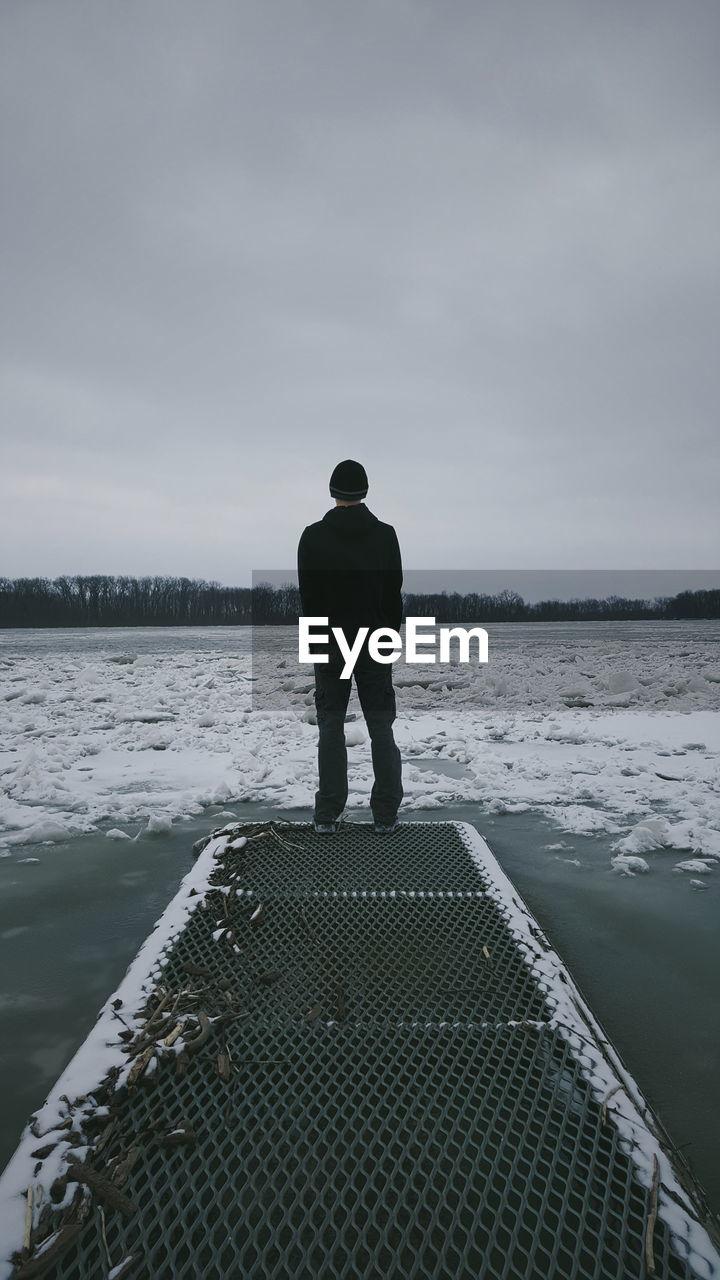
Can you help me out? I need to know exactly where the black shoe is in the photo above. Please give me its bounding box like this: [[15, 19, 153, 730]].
[[373, 819, 399, 835]]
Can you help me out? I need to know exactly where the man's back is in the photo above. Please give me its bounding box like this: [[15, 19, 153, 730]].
[[297, 502, 403, 639]]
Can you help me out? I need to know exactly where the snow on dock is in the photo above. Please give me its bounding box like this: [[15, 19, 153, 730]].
[[1, 819, 718, 1279]]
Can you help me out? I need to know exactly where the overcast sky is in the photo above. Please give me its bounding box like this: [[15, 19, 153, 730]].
[[2, 0, 719, 587]]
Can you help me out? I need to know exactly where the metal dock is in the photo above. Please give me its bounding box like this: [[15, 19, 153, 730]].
[[1, 819, 719, 1279]]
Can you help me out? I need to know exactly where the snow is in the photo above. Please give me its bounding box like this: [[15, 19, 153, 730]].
[[0, 624, 718, 890]]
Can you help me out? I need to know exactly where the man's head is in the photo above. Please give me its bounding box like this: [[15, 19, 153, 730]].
[[329, 459, 368, 506]]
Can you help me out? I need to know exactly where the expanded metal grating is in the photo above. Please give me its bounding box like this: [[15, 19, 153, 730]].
[[161, 891, 549, 1028], [214, 819, 500, 894], [4, 820, 720, 1279]]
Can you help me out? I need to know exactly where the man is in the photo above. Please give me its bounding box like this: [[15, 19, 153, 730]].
[[297, 459, 403, 835]]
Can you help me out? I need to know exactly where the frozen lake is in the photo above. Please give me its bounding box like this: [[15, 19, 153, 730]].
[[0, 622, 719, 1213], [2, 620, 719, 855]]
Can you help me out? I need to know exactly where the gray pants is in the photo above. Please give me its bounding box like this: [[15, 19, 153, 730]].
[[313, 646, 403, 825]]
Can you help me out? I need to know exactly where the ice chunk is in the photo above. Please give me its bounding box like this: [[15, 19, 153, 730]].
[[146, 814, 172, 835], [486, 797, 530, 815], [117, 711, 176, 723], [611, 854, 650, 876], [607, 672, 638, 694], [673, 859, 715, 874], [559, 684, 593, 700], [344, 724, 366, 747], [5, 819, 72, 845], [105, 828, 132, 840], [614, 817, 669, 854], [139, 727, 172, 751]]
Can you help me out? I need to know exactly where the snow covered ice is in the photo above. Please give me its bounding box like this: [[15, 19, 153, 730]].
[[1, 623, 719, 885]]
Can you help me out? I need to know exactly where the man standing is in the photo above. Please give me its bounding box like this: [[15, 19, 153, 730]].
[[297, 460, 404, 835]]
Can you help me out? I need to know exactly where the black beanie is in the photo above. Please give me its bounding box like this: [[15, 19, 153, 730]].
[[329, 459, 368, 500]]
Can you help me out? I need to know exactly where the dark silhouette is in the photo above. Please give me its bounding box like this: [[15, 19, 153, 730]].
[[297, 460, 403, 835]]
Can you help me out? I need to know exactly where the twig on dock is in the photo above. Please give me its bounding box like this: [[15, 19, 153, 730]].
[[126, 1047, 155, 1086], [645, 1153, 660, 1274], [110, 1146, 140, 1189], [98, 1205, 112, 1273], [601, 1084, 623, 1126], [257, 969, 283, 987], [66, 1164, 136, 1218], [23, 1186, 32, 1253], [139, 989, 171, 1033], [267, 824, 304, 852], [12, 1225, 81, 1278], [181, 1010, 211, 1053], [159, 1127, 197, 1148]]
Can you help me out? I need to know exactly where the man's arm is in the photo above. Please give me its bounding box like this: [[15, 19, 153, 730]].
[[297, 528, 311, 615], [381, 527, 403, 632], [297, 527, 325, 618]]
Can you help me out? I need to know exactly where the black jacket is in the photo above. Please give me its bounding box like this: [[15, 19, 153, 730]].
[[297, 504, 403, 638]]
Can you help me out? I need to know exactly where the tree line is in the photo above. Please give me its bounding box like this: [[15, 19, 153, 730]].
[[0, 576, 253, 627], [0, 575, 718, 627]]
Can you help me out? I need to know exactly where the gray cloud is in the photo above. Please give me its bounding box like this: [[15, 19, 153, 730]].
[[2, 0, 719, 582]]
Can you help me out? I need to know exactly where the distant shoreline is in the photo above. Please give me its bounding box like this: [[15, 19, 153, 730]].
[[2, 617, 720, 631], [1, 576, 718, 627]]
